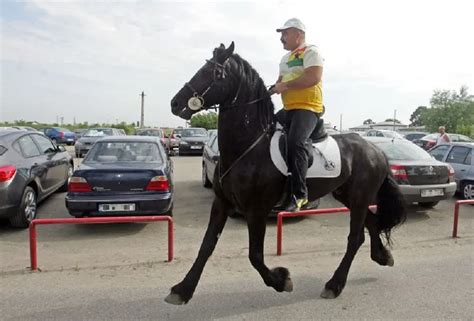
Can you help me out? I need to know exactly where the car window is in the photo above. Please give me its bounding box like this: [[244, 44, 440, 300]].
[[464, 149, 472, 165], [376, 131, 384, 137], [375, 141, 432, 160], [428, 145, 451, 161], [32, 135, 57, 154], [85, 141, 163, 163], [450, 135, 459, 142], [84, 129, 113, 137], [181, 129, 207, 137], [211, 137, 219, 153], [15, 135, 42, 158], [423, 133, 439, 140], [447, 146, 471, 164]]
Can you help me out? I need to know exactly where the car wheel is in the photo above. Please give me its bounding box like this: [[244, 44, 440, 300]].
[[462, 181, 474, 200], [58, 163, 74, 192], [9, 186, 37, 228], [418, 201, 439, 208], [202, 164, 212, 188]]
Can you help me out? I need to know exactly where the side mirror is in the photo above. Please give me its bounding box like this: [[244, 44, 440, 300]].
[[175, 134, 181, 138]]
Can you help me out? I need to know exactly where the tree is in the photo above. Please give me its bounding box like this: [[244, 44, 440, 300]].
[[363, 119, 375, 125], [409, 106, 428, 126], [190, 111, 218, 129], [422, 86, 474, 137], [384, 118, 401, 123]]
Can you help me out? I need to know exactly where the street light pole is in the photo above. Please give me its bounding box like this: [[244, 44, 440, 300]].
[[140, 91, 145, 128]]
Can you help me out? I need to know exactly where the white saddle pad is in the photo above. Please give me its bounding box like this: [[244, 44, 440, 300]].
[[270, 129, 341, 178]]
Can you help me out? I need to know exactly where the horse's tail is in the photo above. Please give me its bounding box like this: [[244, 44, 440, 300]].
[[376, 175, 407, 245]]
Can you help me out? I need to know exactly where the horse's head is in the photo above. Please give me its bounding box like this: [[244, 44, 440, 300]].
[[171, 42, 235, 120]]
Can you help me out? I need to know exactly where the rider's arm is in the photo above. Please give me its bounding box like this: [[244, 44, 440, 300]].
[[282, 66, 322, 90]]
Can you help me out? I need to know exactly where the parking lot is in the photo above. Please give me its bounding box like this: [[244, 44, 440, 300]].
[[1, 153, 473, 320]]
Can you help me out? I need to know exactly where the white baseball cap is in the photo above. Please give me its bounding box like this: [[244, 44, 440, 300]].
[[276, 18, 306, 32]]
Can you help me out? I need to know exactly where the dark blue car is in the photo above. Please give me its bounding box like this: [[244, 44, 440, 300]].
[[42, 127, 76, 145], [65, 136, 173, 217]]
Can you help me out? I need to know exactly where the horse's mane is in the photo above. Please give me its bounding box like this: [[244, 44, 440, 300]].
[[220, 50, 275, 128]]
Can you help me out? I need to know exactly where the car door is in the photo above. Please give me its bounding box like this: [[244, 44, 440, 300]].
[[13, 134, 47, 194], [445, 146, 472, 185], [208, 136, 219, 180], [31, 134, 68, 192]]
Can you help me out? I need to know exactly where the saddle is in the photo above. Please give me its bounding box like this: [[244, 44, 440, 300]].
[[277, 118, 328, 169]]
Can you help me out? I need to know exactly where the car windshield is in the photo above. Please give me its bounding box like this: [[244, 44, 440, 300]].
[[181, 129, 207, 137], [374, 141, 432, 160], [137, 129, 162, 137], [383, 131, 404, 139], [85, 141, 163, 163], [84, 129, 113, 137]]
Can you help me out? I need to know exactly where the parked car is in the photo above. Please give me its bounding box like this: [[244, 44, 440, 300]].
[[202, 135, 219, 187], [428, 143, 474, 200], [366, 137, 456, 207], [414, 133, 473, 150], [364, 129, 405, 139], [0, 130, 73, 227], [41, 127, 76, 145], [74, 128, 124, 158], [166, 128, 184, 153], [66, 136, 174, 217], [135, 128, 169, 150], [402, 132, 429, 142], [73, 128, 87, 139], [177, 128, 209, 155], [207, 129, 218, 139]]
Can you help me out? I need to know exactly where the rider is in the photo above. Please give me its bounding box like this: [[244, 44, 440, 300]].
[[271, 18, 324, 211]]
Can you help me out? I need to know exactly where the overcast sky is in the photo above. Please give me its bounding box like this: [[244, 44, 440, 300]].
[[1, 0, 473, 129]]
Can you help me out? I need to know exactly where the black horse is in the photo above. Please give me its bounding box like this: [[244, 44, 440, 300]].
[[166, 42, 406, 305]]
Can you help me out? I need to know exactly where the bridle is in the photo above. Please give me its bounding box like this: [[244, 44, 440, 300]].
[[184, 56, 272, 112], [182, 54, 275, 185]]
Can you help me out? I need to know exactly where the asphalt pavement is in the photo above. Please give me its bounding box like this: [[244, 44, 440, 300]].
[[0, 154, 473, 320]]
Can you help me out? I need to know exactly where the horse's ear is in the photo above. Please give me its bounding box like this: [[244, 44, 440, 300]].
[[219, 43, 225, 49], [223, 41, 234, 59]]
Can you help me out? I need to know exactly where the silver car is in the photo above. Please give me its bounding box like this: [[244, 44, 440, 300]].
[[428, 143, 474, 200], [74, 128, 124, 158]]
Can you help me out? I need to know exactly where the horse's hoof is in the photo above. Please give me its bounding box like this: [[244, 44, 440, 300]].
[[164, 292, 186, 305], [320, 288, 337, 299], [284, 277, 293, 292]]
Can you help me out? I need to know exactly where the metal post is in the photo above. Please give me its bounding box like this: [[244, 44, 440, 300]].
[[277, 213, 283, 256], [168, 217, 174, 262], [29, 222, 38, 271]]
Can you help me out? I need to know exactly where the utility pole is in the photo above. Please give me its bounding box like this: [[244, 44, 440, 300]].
[[339, 114, 343, 132], [140, 91, 145, 128], [60, 117, 64, 126]]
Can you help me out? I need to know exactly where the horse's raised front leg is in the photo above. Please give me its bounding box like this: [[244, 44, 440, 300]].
[[365, 210, 394, 266], [321, 206, 367, 299], [165, 197, 229, 305], [247, 212, 293, 293]]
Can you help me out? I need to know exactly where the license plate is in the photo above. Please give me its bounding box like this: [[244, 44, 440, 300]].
[[67, 138, 73, 141], [190, 145, 202, 149], [421, 189, 444, 197], [98, 203, 136, 212]]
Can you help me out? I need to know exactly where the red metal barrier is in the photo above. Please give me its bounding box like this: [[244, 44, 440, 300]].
[[276, 205, 377, 256], [452, 200, 474, 238], [29, 216, 173, 271]]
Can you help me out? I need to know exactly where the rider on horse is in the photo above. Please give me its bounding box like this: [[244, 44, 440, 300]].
[[271, 18, 325, 211]]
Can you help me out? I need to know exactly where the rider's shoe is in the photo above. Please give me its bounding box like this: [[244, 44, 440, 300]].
[[284, 195, 308, 212]]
